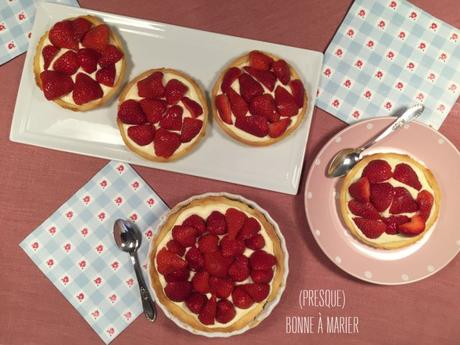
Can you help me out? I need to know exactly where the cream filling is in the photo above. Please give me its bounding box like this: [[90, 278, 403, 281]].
[[39, 37, 123, 104], [345, 157, 437, 245], [217, 62, 303, 142], [121, 73, 202, 157], [155, 204, 275, 328]]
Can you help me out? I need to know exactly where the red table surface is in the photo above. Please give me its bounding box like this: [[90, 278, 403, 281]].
[[1, 1, 459, 344]]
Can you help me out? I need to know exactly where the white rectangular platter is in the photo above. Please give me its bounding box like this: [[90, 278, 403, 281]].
[[10, 2, 323, 194]]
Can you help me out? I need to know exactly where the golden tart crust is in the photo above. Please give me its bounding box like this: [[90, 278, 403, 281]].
[[211, 52, 308, 146], [339, 153, 441, 250], [33, 15, 127, 112], [117, 68, 209, 163], [148, 195, 287, 334]]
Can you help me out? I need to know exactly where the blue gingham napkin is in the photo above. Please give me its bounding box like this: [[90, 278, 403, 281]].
[[20, 161, 169, 344], [317, 0, 460, 129], [0, 0, 79, 65]]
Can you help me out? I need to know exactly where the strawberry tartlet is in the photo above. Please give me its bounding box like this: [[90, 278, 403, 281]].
[[212, 50, 307, 146], [117, 69, 208, 162], [339, 153, 440, 249], [33, 15, 126, 111], [148, 194, 287, 335]]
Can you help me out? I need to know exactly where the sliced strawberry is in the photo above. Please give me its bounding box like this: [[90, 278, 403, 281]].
[[216, 299, 236, 324], [172, 225, 198, 247], [159, 105, 183, 131], [249, 50, 273, 70], [72, 73, 103, 105], [289, 79, 305, 108], [118, 100, 146, 125], [228, 255, 250, 282], [82, 24, 109, 52], [245, 234, 265, 250], [127, 124, 155, 146], [164, 281, 192, 302], [140, 98, 166, 123], [225, 208, 247, 239], [181, 97, 203, 118], [232, 286, 254, 309], [42, 45, 60, 70], [209, 276, 234, 298], [180, 118, 203, 143], [352, 218, 386, 239], [156, 248, 187, 275], [52, 51, 79, 75], [361, 159, 392, 183], [165, 79, 188, 105], [185, 246, 204, 271], [249, 250, 276, 270], [347, 200, 381, 220], [268, 118, 291, 138], [49, 20, 78, 50], [370, 182, 394, 212], [206, 211, 227, 235], [398, 215, 426, 236], [393, 163, 422, 190], [239, 73, 264, 103], [215, 94, 233, 124], [204, 251, 233, 278], [76, 48, 100, 74], [235, 115, 269, 137], [243, 283, 270, 302], [251, 269, 274, 284], [192, 271, 210, 294], [416, 190, 434, 220], [186, 292, 207, 314], [198, 295, 217, 325], [198, 234, 219, 253], [221, 67, 241, 93], [183, 214, 206, 235], [272, 59, 291, 85], [98, 44, 123, 68], [137, 71, 164, 99], [237, 217, 261, 240], [226, 87, 248, 118], [164, 268, 190, 283], [249, 94, 279, 122], [39, 70, 74, 100], [71, 17, 92, 41], [348, 177, 370, 202], [154, 128, 181, 158], [96, 64, 116, 87], [243, 66, 276, 91], [220, 236, 245, 258], [274, 86, 298, 116], [383, 215, 410, 234], [389, 187, 418, 214], [166, 239, 185, 256]]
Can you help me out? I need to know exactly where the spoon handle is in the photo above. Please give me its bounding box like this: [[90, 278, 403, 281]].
[[130, 252, 156, 322], [360, 104, 424, 151]]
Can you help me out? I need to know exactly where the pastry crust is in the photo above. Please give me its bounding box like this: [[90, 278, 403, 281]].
[[117, 68, 208, 162], [33, 15, 126, 111], [339, 153, 441, 250], [211, 52, 308, 146], [148, 195, 286, 333]]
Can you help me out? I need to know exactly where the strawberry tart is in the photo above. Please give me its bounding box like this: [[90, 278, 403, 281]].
[[148, 194, 288, 335], [33, 16, 126, 111], [117, 69, 208, 162], [212, 50, 307, 146], [339, 153, 440, 249]]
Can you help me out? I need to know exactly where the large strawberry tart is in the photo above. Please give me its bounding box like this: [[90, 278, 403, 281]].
[[339, 153, 440, 249], [212, 50, 307, 146], [148, 194, 287, 335], [117, 69, 208, 162], [33, 16, 126, 111]]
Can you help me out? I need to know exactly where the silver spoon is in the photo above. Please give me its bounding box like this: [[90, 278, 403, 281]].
[[327, 104, 424, 178], [113, 219, 156, 322]]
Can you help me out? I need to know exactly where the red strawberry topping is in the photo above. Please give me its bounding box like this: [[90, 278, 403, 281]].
[[237, 217, 261, 240], [42, 45, 60, 70], [243, 283, 270, 302], [185, 246, 204, 271], [172, 225, 198, 247], [245, 234, 265, 250], [118, 99, 146, 125], [289, 79, 305, 108], [361, 159, 392, 183], [96, 64, 116, 87], [274, 86, 298, 117], [98, 44, 123, 68], [393, 163, 422, 190], [243, 66, 277, 91], [251, 269, 274, 284], [192, 271, 210, 294], [72, 73, 103, 105], [232, 286, 254, 309], [249, 94, 279, 122], [225, 208, 247, 239], [165, 79, 188, 105], [52, 50, 79, 75], [140, 98, 166, 123], [164, 268, 190, 283], [127, 124, 155, 146], [398, 215, 426, 236], [348, 177, 370, 202], [164, 281, 192, 302], [71, 17, 92, 41], [160, 105, 183, 131], [226, 87, 248, 118], [49, 20, 79, 50], [416, 190, 434, 220], [180, 118, 203, 143], [204, 251, 233, 278], [206, 211, 227, 235], [389, 187, 418, 214], [268, 118, 291, 138], [82, 24, 109, 52], [272, 59, 290, 85], [186, 292, 207, 314], [235, 115, 269, 137], [137, 71, 164, 99], [166, 239, 185, 256], [220, 236, 245, 258], [249, 250, 276, 270], [238, 73, 264, 103], [383, 215, 410, 234], [198, 234, 219, 253], [228, 255, 250, 282], [183, 214, 206, 235], [198, 295, 217, 325], [215, 94, 233, 124], [154, 128, 181, 158], [249, 51, 273, 70], [39, 70, 74, 100], [181, 97, 203, 118], [221, 67, 241, 93], [156, 248, 187, 274], [352, 218, 386, 239], [216, 299, 236, 324], [370, 182, 394, 212], [76, 48, 100, 74], [209, 276, 234, 298], [347, 200, 381, 220]]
